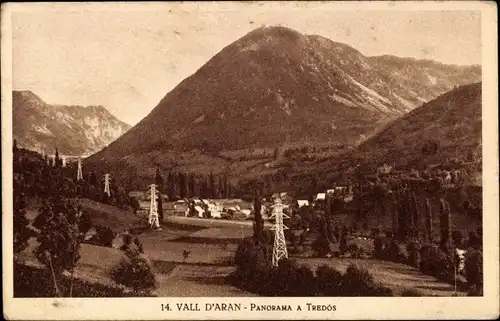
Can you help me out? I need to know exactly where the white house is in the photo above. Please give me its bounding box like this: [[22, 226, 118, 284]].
[[315, 193, 326, 201], [297, 200, 309, 208], [193, 205, 205, 218]]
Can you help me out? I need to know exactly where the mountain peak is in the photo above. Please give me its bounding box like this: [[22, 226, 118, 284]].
[[13, 90, 44, 105]]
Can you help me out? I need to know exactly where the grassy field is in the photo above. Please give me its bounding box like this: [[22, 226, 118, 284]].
[[295, 257, 463, 296], [18, 236, 251, 297], [80, 198, 143, 232]]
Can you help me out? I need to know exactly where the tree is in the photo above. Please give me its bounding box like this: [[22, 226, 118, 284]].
[[90, 171, 98, 186], [13, 183, 30, 260], [218, 175, 225, 198], [224, 174, 230, 198], [439, 198, 452, 252], [339, 229, 348, 255], [208, 172, 216, 198], [55, 147, 62, 168], [166, 171, 176, 200], [312, 217, 331, 257], [155, 168, 164, 223], [464, 250, 483, 296], [424, 198, 433, 243], [110, 249, 156, 295], [179, 172, 188, 199], [253, 189, 264, 244], [188, 173, 196, 198], [33, 196, 85, 297]]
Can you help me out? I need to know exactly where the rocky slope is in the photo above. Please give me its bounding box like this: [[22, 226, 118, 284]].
[[13, 90, 131, 156]]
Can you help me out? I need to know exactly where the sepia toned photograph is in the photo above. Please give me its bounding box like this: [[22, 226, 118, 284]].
[[2, 1, 498, 320]]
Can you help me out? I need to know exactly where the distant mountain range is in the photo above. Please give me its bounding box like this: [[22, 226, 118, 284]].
[[13, 90, 130, 156], [84, 26, 480, 189]]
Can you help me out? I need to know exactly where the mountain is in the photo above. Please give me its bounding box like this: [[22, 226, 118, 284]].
[[86, 26, 481, 187], [339, 82, 482, 177], [13, 90, 131, 156]]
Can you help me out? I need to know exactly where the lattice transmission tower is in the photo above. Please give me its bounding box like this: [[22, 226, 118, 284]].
[[62, 155, 67, 168], [270, 198, 290, 267], [103, 174, 111, 197], [148, 184, 160, 229], [76, 158, 83, 181]]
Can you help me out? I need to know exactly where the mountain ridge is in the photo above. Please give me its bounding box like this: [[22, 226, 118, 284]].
[[81, 26, 481, 190], [13, 90, 131, 156], [91, 26, 480, 159]]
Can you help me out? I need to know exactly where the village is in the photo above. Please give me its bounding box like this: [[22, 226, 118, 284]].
[[129, 185, 353, 222]]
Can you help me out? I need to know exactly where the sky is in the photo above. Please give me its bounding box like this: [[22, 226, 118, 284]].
[[11, 2, 482, 125]]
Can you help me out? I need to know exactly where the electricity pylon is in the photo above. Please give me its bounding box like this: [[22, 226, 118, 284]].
[[148, 184, 160, 229], [51, 155, 56, 167], [62, 155, 67, 168], [270, 198, 289, 267], [76, 158, 83, 181], [103, 174, 111, 197]]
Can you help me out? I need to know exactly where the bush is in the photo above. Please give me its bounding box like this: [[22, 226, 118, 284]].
[[109, 250, 156, 295], [406, 241, 421, 268], [89, 225, 116, 247], [230, 244, 394, 296], [340, 264, 393, 296], [316, 265, 343, 296], [270, 259, 316, 296], [381, 240, 407, 263], [312, 234, 331, 257], [373, 236, 385, 259], [464, 250, 483, 295], [419, 244, 454, 281]]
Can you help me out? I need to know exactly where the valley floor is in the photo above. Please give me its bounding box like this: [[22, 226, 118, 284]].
[[17, 200, 465, 297]]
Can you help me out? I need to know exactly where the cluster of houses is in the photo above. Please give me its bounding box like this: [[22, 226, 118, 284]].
[[128, 183, 354, 223]]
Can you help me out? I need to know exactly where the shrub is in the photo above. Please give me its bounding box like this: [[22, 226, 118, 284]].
[[109, 250, 156, 295], [312, 234, 331, 257], [316, 264, 343, 296], [464, 250, 483, 295], [373, 236, 385, 259], [381, 240, 407, 263], [419, 244, 454, 281], [272, 259, 316, 296], [340, 264, 393, 296], [406, 241, 421, 268], [90, 225, 116, 247]]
